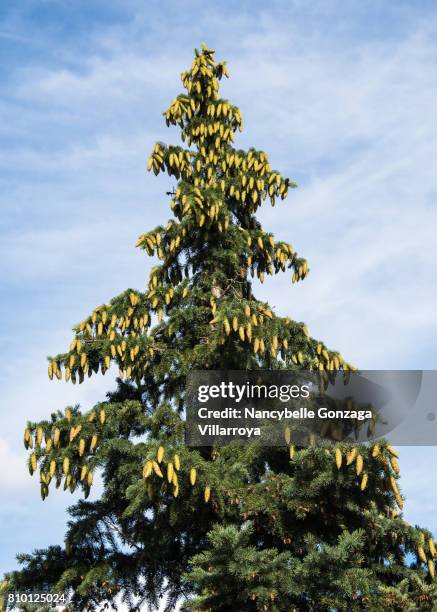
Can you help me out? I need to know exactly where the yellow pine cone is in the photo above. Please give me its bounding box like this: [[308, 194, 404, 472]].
[[80, 465, 88, 481], [390, 457, 400, 474], [190, 467, 197, 486], [289, 445, 295, 460], [167, 462, 174, 483], [143, 461, 152, 479], [335, 448, 342, 469], [356, 455, 363, 476], [346, 448, 357, 465], [387, 445, 399, 458], [157, 446, 165, 463], [36, 427, 43, 445], [99, 409, 106, 425], [174, 454, 180, 471], [429, 538, 437, 558], [152, 461, 163, 478], [49, 460, 56, 477], [78, 438, 85, 457], [428, 559, 436, 579], [90, 434, 98, 451], [63, 457, 70, 475], [360, 473, 368, 490], [87, 471, 93, 486], [53, 428, 60, 447], [390, 475, 399, 495], [418, 546, 427, 563], [204, 486, 211, 503], [65, 407, 72, 421], [371, 444, 380, 458], [31, 453, 37, 473]]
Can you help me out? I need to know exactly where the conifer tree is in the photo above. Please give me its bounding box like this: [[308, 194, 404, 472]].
[[3, 44, 436, 611]]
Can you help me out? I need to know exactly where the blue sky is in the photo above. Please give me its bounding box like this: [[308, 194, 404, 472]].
[[1, 0, 437, 591]]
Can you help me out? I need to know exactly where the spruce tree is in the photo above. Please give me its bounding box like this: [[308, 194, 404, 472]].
[[2, 44, 436, 612]]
